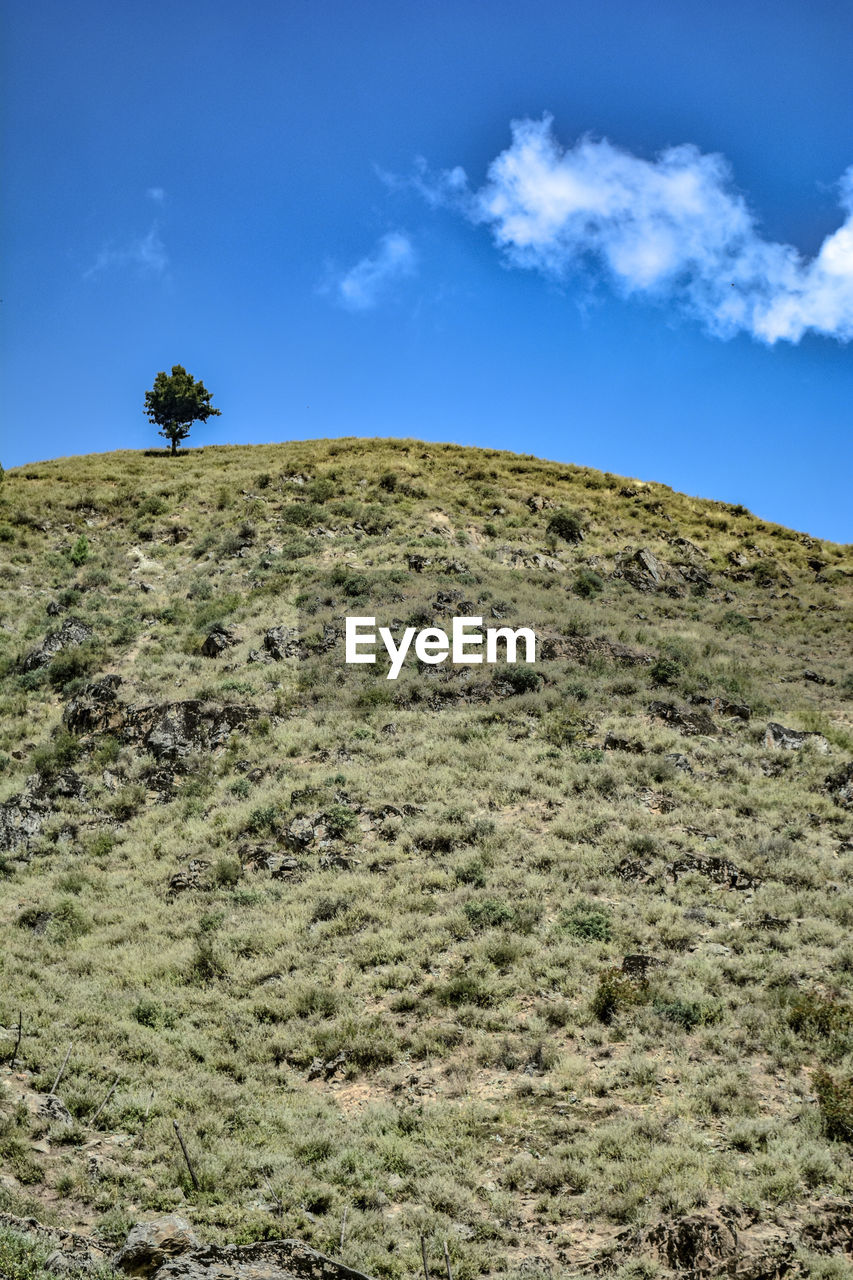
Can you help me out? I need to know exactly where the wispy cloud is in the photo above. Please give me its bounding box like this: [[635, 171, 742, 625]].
[[422, 115, 853, 344], [146, 186, 165, 204], [329, 231, 417, 311], [85, 223, 168, 279]]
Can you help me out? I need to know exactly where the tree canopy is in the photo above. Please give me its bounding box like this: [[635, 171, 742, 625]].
[[144, 365, 221, 455]]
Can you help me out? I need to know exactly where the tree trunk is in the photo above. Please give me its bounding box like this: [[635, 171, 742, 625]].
[[171, 436, 177, 456]]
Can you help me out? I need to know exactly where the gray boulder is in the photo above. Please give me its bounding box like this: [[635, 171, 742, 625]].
[[21, 618, 92, 672], [114, 1215, 200, 1276]]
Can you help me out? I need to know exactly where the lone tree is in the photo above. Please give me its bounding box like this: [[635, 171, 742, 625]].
[[144, 365, 220, 455]]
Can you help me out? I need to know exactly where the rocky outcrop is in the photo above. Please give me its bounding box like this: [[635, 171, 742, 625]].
[[120, 701, 259, 764], [649, 701, 717, 736], [63, 674, 124, 734], [263, 626, 302, 660], [764, 722, 829, 753], [667, 853, 759, 890], [112, 1220, 377, 1280], [0, 770, 83, 853], [825, 760, 853, 808], [612, 547, 679, 592], [114, 1215, 201, 1276], [20, 618, 92, 671], [200, 625, 240, 658]]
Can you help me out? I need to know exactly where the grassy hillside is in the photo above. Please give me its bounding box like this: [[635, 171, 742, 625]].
[[0, 438, 852, 1279]]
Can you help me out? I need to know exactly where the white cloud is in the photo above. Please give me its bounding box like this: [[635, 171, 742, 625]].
[[85, 224, 168, 279], [332, 232, 416, 311], [146, 186, 165, 203], [429, 116, 853, 344]]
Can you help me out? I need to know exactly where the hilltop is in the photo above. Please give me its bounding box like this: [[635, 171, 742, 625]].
[[0, 438, 852, 1280]]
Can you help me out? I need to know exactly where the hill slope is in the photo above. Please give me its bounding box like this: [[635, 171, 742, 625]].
[[1, 438, 852, 1279]]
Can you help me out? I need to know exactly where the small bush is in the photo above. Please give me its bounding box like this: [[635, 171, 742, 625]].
[[546, 509, 585, 544], [501, 664, 541, 694], [650, 656, 682, 687], [463, 898, 514, 930], [573, 568, 603, 598], [68, 535, 89, 567], [814, 1068, 853, 1143], [559, 900, 612, 942], [591, 967, 644, 1024], [213, 856, 241, 887], [323, 804, 358, 839]]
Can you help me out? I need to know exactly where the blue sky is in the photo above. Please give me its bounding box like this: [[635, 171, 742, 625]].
[[3, 0, 852, 541]]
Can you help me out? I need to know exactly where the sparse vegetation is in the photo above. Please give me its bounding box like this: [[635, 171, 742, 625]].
[[0, 437, 851, 1278]]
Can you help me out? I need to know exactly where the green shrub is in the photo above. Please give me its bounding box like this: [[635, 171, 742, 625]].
[[546, 508, 584, 543], [591, 967, 644, 1024], [463, 898, 514, 930], [573, 568, 603, 598], [558, 900, 612, 942], [814, 1068, 853, 1143], [323, 804, 358, 839], [501, 664, 541, 694], [68, 535, 89, 566]]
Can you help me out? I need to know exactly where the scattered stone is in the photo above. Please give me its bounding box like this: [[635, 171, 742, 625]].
[[285, 816, 316, 849], [689, 694, 750, 721], [527, 494, 548, 512], [20, 618, 92, 672], [666, 753, 693, 773], [667, 854, 759, 890], [166, 861, 210, 896], [613, 858, 656, 884], [407, 554, 431, 572], [113, 1215, 200, 1276], [200, 624, 239, 658], [603, 732, 645, 754], [764, 722, 829, 753], [263, 625, 301, 660], [649, 701, 716, 736], [803, 669, 832, 685], [38, 1094, 73, 1125], [308, 1051, 347, 1081], [612, 547, 672, 591]]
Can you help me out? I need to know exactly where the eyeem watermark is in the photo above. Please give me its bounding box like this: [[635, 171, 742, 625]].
[[345, 616, 537, 680]]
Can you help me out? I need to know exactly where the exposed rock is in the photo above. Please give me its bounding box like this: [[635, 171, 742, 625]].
[[263, 626, 301, 660], [649, 701, 717, 736], [0, 777, 59, 852], [407, 554, 431, 572], [143, 1237, 377, 1280], [38, 1094, 73, 1125], [113, 1215, 201, 1276], [285, 816, 317, 849], [667, 853, 759, 890], [689, 694, 750, 721], [825, 760, 853, 809], [764, 722, 829, 753], [803, 669, 832, 685], [167, 860, 210, 896], [527, 494, 547, 512], [200, 625, 239, 658], [613, 858, 656, 884], [642, 1210, 739, 1272], [307, 1051, 347, 1080], [121, 701, 259, 765], [539, 633, 652, 667], [63, 675, 124, 734], [20, 617, 92, 672], [612, 547, 679, 592], [603, 732, 645, 754], [666, 753, 693, 773]]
